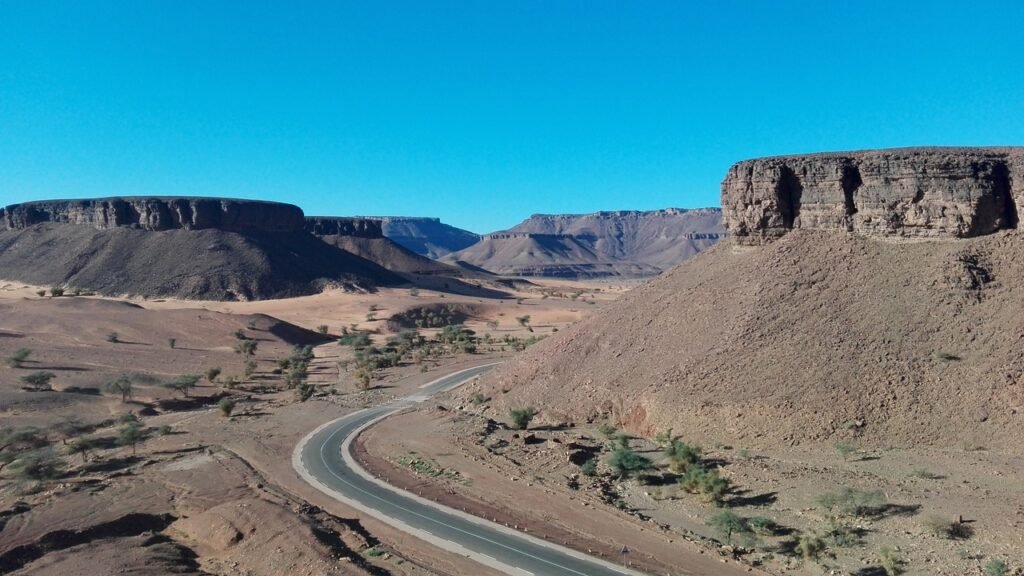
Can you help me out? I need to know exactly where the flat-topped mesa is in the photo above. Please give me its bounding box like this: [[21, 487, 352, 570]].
[[0, 197, 305, 234], [484, 233, 577, 241], [721, 147, 1024, 244], [304, 217, 384, 238]]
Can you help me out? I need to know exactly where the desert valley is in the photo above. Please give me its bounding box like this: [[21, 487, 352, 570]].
[[1, 148, 1021, 576]]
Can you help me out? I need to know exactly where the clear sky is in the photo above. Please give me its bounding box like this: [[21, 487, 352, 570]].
[[2, 1, 1022, 233]]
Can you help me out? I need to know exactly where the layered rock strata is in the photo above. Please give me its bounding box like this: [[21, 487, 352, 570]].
[[722, 147, 1024, 244]]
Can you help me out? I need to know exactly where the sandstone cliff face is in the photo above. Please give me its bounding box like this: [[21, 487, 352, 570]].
[[0, 197, 305, 234], [304, 217, 384, 238], [722, 147, 1024, 244]]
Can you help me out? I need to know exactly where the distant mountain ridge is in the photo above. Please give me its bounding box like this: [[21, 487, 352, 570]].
[[443, 208, 724, 278], [367, 216, 480, 259]]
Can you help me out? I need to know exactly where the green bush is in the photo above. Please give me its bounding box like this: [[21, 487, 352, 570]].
[[833, 442, 856, 461], [7, 348, 32, 368], [879, 546, 905, 575], [815, 487, 888, 517], [118, 421, 144, 455], [218, 397, 236, 416], [984, 559, 1008, 576], [104, 375, 133, 402], [678, 466, 730, 505], [580, 457, 597, 477], [49, 286, 64, 297], [607, 447, 654, 479], [164, 374, 200, 397], [508, 407, 537, 430], [205, 367, 221, 383], [106, 332, 120, 343], [20, 371, 56, 391], [664, 439, 703, 472], [706, 510, 752, 545]]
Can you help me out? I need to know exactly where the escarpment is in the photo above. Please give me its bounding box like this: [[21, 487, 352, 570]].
[[304, 217, 384, 238], [722, 147, 1024, 244], [0, 197, 402, 300], [1, 197, 305, 234]]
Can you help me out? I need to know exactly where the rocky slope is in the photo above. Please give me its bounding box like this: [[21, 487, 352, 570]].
[[507, 208, 724, 270], [480, 148, 1024, 449], [376, 217, 480, 259], [723, 147, 1023, 244], [442, 233, 661, 278], [0, 198, 403, 300]]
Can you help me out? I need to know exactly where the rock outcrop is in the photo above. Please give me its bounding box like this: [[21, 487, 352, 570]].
[[722, 147, 1024, 244], [374, 217, 480, 259], [0, 197, 305, 234], [304, 217, 384, 238]]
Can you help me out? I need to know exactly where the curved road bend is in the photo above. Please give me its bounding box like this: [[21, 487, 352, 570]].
[[294, 363, 648, 576]]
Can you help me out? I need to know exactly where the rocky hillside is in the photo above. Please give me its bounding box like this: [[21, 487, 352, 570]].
[[442, 233, 660, 278], [479, 148, 1024, 449], [444, 209, 723, 278], [0, 198, 403, 300], [507, 208, 724, 270], [375, 217, 480, 259]]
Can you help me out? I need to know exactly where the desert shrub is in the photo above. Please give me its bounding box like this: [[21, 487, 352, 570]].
[[66, 436, 97, 462], [20, 371, 56, 391], [234, 339, 257, 357], [9, 447, 65, 482], [233, 329, 248, 340], [296, 382, 315, 401], [338, 331, 372, 348], [909, 468, 943, 479], [469, 392, 489, 405], [706, 510, 752, 545], [244, 360, 257, 377], [922, 515, 973, 539], [36, 289, 46, 297], [49, 286, 64, 297], [104, 375, 133, 402], [205, 367, 221, 383], [580, 457, 597, 476], [223, 375, 238, 389], [608, 447, 654, 479], [364, 546, 385, 557], [879, 546, 905, 575], [0, 427, 49, 471], [833, 441, 856, 461], [613, 431, 632, 450], [118, 412, 140, 424], [164, 374, 200, 397], [678, 466, 730, 505], [815, 487, 888, 517], [6, 348, 32, 368], [158, 425, 173, 436], [654, 427, 676, 448], [316, 324, 329, 335], [749, 516, 780, 536], [984, 559, 1008, 576], [218, 397, 236, 417], [598, 422, 618, 438], [796, 533, 826, 562], [824, 516, 862, 547], [106, 332, 120, 343], [665, 439, 703, 473], [355, 368, 373, 390], [167, 338, 176, 349], [508, 407, 537, 430]]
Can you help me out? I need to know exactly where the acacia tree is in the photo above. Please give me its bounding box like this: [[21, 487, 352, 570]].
[[165, 374, 200, 397], [66, 436, 98, 463], [234, 339, 257, 358], [105, 375, 133, 402], [6, 348, 31, 368], [118, 422, 144, 455], [21, 371, 55, 391]]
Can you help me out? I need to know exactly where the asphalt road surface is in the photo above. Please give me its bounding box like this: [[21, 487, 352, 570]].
[[294, 363, 647, 576]]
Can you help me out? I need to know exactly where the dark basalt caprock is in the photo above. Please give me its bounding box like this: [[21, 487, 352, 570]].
[[0, 197, 305, 234], [721, 147, 1024, 244]]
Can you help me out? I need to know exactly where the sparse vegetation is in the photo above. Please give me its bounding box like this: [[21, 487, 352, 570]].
[[678, 465, 730, 505], [879, 546, 905, 575], [664, 438, 703, 473], [106, 331, 120, 343], [164, 374, 200, 397], [508, 407, 537, 430], [49, 286, 64, 297], [909, 467, 943, 480], [706, 510, 753, 545], [316, 324, 329, 334], [469, 392, 489, 405], [186, 365, 212, 386], [833, 441, 856, 461], [21, 371, 56, 391], [607, 447, 655, 479], [168, 337, 176, 349], [104, 375, 133, 402], [117, 421, 144, 455], [235, 339, 258, 358], [815, 487, 888, 517], [796, 533, 827, 562], [7, 348, 31, 368], [218, 397, 236, 417], [922, 515, 973, 539], [984, 559, 1008, 576], [580, 457, 597, 476], [66, 436, 97, 463], [296, 381, 315, 401]]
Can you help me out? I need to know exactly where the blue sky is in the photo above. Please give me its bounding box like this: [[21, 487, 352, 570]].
[[2, 1, 1022, 233]]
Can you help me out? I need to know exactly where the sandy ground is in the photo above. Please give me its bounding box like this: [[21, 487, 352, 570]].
[[0, 279, 621, 575], [359, 389, 1024, 576]]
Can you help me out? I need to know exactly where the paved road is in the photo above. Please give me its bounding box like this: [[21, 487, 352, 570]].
[[293, 364, 647, 576]]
